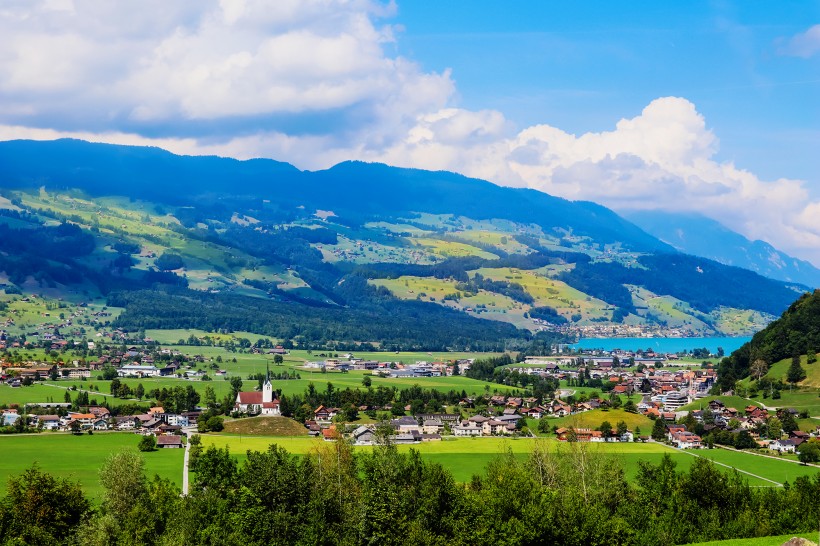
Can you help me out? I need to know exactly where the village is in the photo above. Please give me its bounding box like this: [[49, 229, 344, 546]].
[[3, 330, 816, 460]]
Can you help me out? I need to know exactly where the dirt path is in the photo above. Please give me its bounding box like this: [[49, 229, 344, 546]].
[[668, 445, 784, 487]]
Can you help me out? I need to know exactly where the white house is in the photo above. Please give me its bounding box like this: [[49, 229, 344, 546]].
[[453, 421, 482, 436], [118, 364, 160, 377], [770, 439, 800, 453]]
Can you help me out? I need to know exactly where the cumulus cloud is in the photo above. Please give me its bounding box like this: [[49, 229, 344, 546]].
[[778, 24, 820, 58], [1, 2, 819, 266], [358, 97, 820, 266], [0, 0, 452, 144]]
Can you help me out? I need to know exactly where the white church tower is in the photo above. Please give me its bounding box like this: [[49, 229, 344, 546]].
[[262, 363, 273, 404]]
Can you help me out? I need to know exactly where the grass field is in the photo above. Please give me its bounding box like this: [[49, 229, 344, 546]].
[[686, 532, 818, 545], [33, 369, 521, 408], [548, 408, 654, 432], [2, 345, 521, 411], [0, 433, 184, 499], [473, 267, 612, 323], [764, 355, 820, 391], [678, 395, 763, 413], [223, 416, 309, 436], [198, 434, 820, 488], [695, 447, 820, 485], [412, 237, 499, 259], [199, 435, 691, 483]]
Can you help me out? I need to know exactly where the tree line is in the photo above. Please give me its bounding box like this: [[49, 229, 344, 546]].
[[5, 441, 820, 545]]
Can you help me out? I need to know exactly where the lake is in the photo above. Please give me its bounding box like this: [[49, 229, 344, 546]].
[[569, 336, 752, 354]]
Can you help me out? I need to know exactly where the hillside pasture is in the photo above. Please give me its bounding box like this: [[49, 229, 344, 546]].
[[411, 237, 499, 260], [472, 267, 612, 322]]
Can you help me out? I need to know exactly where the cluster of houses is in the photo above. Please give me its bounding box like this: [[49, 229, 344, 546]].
[[0, 405, 191, 447], [304, 407, 526, 444], [302, 358, 473, 378], [0, 343, 224, 384]]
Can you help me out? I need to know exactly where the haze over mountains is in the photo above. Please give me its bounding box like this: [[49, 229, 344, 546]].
[[0, 138, 810, 347], [624, 211, 820, 288]]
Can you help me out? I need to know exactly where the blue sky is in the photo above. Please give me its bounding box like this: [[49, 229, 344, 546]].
[[0, 1, 818, 264], [394, 1, 819, 184]]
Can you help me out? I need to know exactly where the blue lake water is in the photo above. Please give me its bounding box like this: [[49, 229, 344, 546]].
[[569, 336, 752, 354]]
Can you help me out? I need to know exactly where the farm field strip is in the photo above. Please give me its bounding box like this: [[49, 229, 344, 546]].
[[199, 435, 820, 488], [0, 433, 184, 500], [670, 446, 782, 487]]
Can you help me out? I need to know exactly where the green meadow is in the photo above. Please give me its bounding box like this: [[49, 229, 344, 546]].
[[0, 433, 184, 500], [695, 448, 820, 485], [198, 435, 820, 487], [686, 533, 819, 546], [199, 435, 711, 484]]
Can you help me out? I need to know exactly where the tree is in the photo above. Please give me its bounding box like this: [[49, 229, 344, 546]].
[[135, 383, 144, 401], [750, 359, 769, 381], [204, 416, 224, 432], [651, 418, 667, 441], [787, 355, 807, 386], [598, 420, 613, 438], [808, 349, 817, 364], [616, 420, 628, 437], [766, 417, 783, 439], [64, 389, 72, 403], [343, 403, 359, 422], [2, 465, 90, 543], [204, 385, 217, 409], [781, 412, 799, 435], [138, 435, 157, 452], [362, 375, 372, 388], [99, 451, 147, 522], [273, 354, 284, 365], [229, 376, 243, 399], [798, 441, 820, 465]]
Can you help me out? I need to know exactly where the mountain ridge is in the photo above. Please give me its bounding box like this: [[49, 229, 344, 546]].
[[0, 138, 810, 347], [623, 210, 820, 287]]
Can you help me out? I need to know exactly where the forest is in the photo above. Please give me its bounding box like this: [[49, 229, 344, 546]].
[[718, 289, 820, 391], [108, 286, 528, 351], [4, 441, 820, 546]]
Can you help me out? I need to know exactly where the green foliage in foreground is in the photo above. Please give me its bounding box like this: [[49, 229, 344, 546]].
[[5, 442, 820, 546]]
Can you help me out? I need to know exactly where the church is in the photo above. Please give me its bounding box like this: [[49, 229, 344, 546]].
[[234, 366, 281, 415]]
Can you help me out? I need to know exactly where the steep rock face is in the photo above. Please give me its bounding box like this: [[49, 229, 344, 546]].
[[624, 210, 820, 287]]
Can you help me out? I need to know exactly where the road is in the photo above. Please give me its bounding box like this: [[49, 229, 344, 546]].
[[182, 427, 195, 495]]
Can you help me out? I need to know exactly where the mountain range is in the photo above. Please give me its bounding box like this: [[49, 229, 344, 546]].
[[0, 138, 811, 349], [624, 210, 820, 287]]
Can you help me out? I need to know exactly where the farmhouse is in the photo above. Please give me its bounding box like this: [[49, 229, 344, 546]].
[[156, 435, 183, 449]]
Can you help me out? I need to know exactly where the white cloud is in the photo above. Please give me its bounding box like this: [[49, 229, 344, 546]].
[[778, 24, 820, 58], [1, 3, 819, 267], [354, 97, 820, 267], [0, 0, 451, 143]]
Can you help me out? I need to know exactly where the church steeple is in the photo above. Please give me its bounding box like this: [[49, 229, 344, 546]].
[[262, 362, 273, 403]]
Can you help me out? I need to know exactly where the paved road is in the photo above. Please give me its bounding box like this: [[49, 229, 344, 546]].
[[182, 439, 190, 495], [669, 445, 783, 487], [715, 444, 820, 469]]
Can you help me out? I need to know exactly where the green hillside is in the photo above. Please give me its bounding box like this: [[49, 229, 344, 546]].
[[1, 139, 809, 349], [717, 290, 820, 391]]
